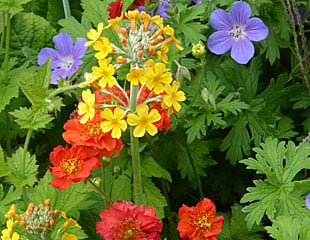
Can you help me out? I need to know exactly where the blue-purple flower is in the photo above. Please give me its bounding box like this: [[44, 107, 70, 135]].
[[306, 194, 310, 210], [193, 0, 203, 4], [207, 1, 268, 64], [156, 0, 170, 19], [38, 32, 87, 85]]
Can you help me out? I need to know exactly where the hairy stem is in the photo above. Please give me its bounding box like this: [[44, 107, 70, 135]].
[[22, 128, 33, 210], [4, 12, 11, 83], [129, 83, 143, 205], [0, 12, 5, 49], [87, 178, 113, 202], [144, 0, 149, 13], [62, 0, 71, 19]]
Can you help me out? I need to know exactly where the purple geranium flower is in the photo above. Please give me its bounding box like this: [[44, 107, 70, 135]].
[[156, 0, 170, 19], [38, 32, 87, 85], [193, 0, 203, 4], [207, 1, 268, 64], [306, 194, 310, 209]]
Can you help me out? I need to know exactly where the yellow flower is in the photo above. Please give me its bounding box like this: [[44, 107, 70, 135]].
[[140, 12, 163, 30], [77, 89, 95, 124], [157, 44, 169, 64], [163, 81, 186, 113], [61, 234, 77, 240], [61, 212, 81, 231], [85, 22, 104, 47], [5, 205, 20, 221], [105, 16, 122, 34], [93, 37, 113, 59], [125, 10, 140, 32], [127, 105, 161, 137], [1, 219, 19, 240], [145, 63, 172, 94], [127, 68, 146, 85], [79, 72, 99, 89], [92, 58, 116, 88], [100, 108, 127, 139], [144, 59, 155, 69]]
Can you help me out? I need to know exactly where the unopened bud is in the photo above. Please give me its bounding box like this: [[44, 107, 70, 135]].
[[176, 64, 191, 83], [113, 166, 121, 174], [117, 56, 127, 64], [45, 199, 50, 207], [192, 43, 205, 59], [137, 50, 143, 58], [201, 88, 216, 109], [148, 46, 156, 56]]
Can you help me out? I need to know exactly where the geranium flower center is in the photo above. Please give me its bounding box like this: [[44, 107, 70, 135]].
[[80, 122, 103, 137], [59, 56, 74, 70], [229, 25, 245, 40], [60, 155, 82, 176], [192, 211, 214, 232]]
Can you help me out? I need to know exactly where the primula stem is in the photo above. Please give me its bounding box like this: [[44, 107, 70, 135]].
[[22, 128, 34, 210], [4, 12, 11, 83], [62, 0, 71, 19], [0, 12, 5, 49], [87, 178, 113, 203], [144, 0, 149, 12], [129, 84, 143, 205]]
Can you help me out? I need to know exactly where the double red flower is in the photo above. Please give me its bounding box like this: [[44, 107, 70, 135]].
[[177, 198, 224, 240], [96, 200, 162, 239], [108, 0, 146, 19]]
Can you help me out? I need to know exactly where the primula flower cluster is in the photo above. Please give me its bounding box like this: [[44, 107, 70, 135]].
[[1, 205, 20, 240], [96, 200, 162, 239]]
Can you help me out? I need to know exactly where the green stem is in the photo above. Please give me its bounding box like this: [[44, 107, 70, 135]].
[[144, 0, 149, 12], [0, 12, 5, 49], [62, 0, 71, 19], [129, 83, 143, 205], [87, 178, 113, 202], [4, 12, 10, 83], [48, 84, 79, 98], [22, 128, 34, 210]]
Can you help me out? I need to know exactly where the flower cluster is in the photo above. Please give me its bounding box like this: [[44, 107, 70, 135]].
[[78, 10, 185, 138], [96, 200, 162, 239], [1, 205, 20, 240]]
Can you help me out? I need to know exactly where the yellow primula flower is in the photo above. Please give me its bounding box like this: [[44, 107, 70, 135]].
[[157, 44, 169, 64], [93, 37, 113, 59], [61, 212, 81, 231], [1, 219, 19, 240], [105, 16, 123, 34], [79, 72, 99, 89], [127, 68, 146, 85], [100, 108, 127, 139], [77, 89, 95, 124], [85, 22, 104, 47], [125, 10, 140, 32], [92, 58, 116, 88], [144, 59, 155, 69], [127, 105, 161, 137], [163, 81, 186, 113], [145, 63, 172, 94], [5, 205, 20, 221], [61, 234, 77, 240]]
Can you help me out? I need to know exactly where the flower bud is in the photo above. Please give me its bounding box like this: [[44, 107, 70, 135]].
[[201, 88, 216, 109], [176, 65, 191, 83], [113, 166, 121, 174], [192, 43, 205, 59]]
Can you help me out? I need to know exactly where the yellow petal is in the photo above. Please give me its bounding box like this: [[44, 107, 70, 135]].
[[145, 123, 158, 136], [133, 125, 146, 137], [127, 113, 139, 126], [101, 108, 113, 120]]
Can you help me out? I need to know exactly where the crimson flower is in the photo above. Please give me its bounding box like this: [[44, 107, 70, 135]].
[[96, 201, 162, 240], [49, 145, 101, 189], [108, 0, 146, 19], [177, 198, 224, 240]]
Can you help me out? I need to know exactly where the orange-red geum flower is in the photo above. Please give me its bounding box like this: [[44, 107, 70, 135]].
[[177, 198, 224, 240], [96, 200, 162, 240], [49, 145, 101, 189], [63, 110, 123, 157]]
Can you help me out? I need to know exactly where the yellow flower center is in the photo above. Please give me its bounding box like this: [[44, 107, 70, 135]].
[[60, 155, 82, 176], [192, 211, 214, 232], [80, 122, 103, 137]]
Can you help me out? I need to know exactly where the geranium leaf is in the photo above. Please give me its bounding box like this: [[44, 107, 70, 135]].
[[0, 185, 22, 225]]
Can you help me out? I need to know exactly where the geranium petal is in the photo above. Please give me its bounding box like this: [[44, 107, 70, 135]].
[[245, 17, 268, 42], [38, 48, 60, 66], [207, 31, 233, 55], [230, 1, 251, 26], [231, 38, 254, 64], [210, 9, 233, 31], [73, 37, 87, 58], [53, 32, 74, 56]]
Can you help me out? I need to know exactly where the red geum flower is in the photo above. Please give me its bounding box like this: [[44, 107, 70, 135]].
[[96, 201, 162, 240], [63, 110, 123, 157], [177, 198, 224, 240], [49, 145, 101, 189], [108, 0, 146, 19]]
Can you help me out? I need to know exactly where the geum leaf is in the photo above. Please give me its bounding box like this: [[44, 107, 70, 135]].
[[0, 185, 22, 225]]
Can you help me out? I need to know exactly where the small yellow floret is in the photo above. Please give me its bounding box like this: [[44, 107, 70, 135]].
[[127, 68, 146, 85], [85, 22, 104, 47], [100, 108, 127, 139], [77, 89, 95, 124]]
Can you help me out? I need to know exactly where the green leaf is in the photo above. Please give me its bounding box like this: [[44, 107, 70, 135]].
[[185, 113, 207, 144], [218, 204, 264, 240], [142, 177, 167, 218], [111, 174, 132, 202], [30, 171, 96, 218], [0, 82, 19, 113], [265, 215, 310, 240], [141, 157, 172, 182], [59, 16, 92, 40], [0, 146, 9, 178], [10, 107, 54, 130], [0, 0, 31, 14], [217, 93, 249, 116], [122, 0, 135, 12], [5, 147, 38, 188], [0, 185, 22, 225], [240, 138, 310, 228], [33, 57, 51, 89], [10, 13, 56, 61]]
